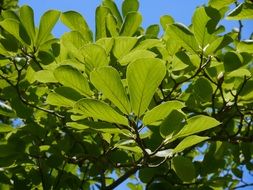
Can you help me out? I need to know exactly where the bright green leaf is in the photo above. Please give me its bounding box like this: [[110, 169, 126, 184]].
[[75, 98, 128, 125], [19, 5, 35, 44], [113, 37, 138, 59], [160, 15, 174, 31], [36, 10, 60, 47], [127, 58, 166, 117], [0, 123, 13, 133], [173, 135, 209, 153], [143, 101, 185, 125], [227, 3, 253, 20], [90, 66, 131, 114], [120, 12, 142, 36], [102, 0, 123, 26], [96, 6, 110, 40], [208, 0, 236, 9], [60, 11, 92, 42], [54, 65, 92, 96], [122, 0, 139, 17]]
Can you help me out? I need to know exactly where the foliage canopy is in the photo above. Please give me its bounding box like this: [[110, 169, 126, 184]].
[[0, 0, 253, 189]]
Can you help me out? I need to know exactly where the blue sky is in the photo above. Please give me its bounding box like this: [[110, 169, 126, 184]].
[[19, 0, 253, 39], [18, 0, 253, 189]]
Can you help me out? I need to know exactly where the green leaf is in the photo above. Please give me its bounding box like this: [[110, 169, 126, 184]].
[[19, 5, 35, 44], [32, 70, 57, 83], [96, 6, 110, 40], [205, 35, 233, 55], [113, 37, 138, 59], [90, 66, 131, 114], [173, 115, 220, 140], [237, 40, 253, 53], [192, 6, 220, 49], [0, 124, 13, 133], [145, 24, 160, 38], [96, 38, 114, 55], [36, 10, 60, 47], [172, 156, 196, 182], [75, 99, 128, 125], [60, 11, 92, 42], [102, 0, 123, 26], [127, 58, 166, 117], [224, 51, 243, 72], [0, 101, 16, 117], [120, 12, 142, 36], [0, 18, 30, 45], [173, 135, 209, 154], [106, 13, 119, 37], [143, 101, 185, 125], [119, 50, 156, 66], [122, 0, 139, 17], [166, 23, 199, 53], [80, 44, 109, 70], [208, 0, 236, 9], [54, 65, 92, 96], [46, 87, 83, 107], [227, 3, 253, 20], [160, 15, 174, 31], [193, 78, 213, 102]]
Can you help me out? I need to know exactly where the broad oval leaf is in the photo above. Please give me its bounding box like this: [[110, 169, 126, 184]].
[[173, 135, 209, 154], [120, 12, 142, 36], [113, 37, 138, 59], [60, 11, 92, 42], [143, 101, 185, 125], [54, 65, 92, 96], [175, 115, 220, 139], [90, 66, 131, 114], [166, 23, 199, 53], [208, 0, 236, 9], [75, 98, 128, 126], [80, 44, 109, 71], [36, 10, 60, 47], [160, 15, 174, 31], [172, 156, 196, 182], [127, 58, 166, 117]]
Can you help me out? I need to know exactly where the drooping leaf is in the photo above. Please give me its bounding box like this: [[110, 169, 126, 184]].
[[54, 65, 92, 96], [143, 101, 185, 125], [90, 66, 131, 114], [173, 135, 209, 153], [172, 156, 196, 182], [19, 5, 35, 44], [122, 0, 139, 17], [120, 12, 142, 36], [36, 10, 60, 47], [227, 3, 253, 20], [127, 58, 166, 117], [166, 23, 199, 53], [60, 11, 92, 42], [75, 99, 128, 125]]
